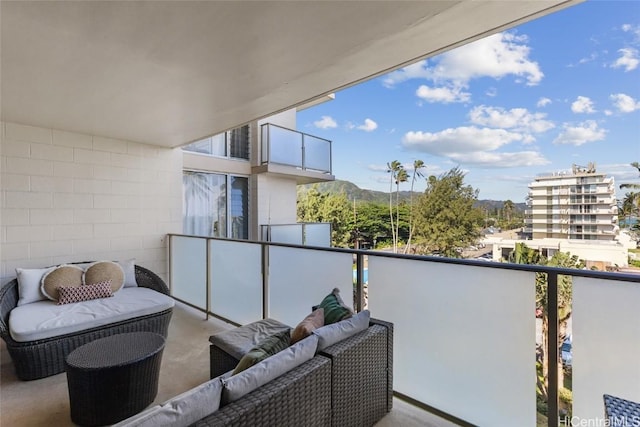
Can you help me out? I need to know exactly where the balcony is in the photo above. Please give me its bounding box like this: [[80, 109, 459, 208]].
[[0, 301, 450, 427], [261, 222, 332, 247], [252, 123, 335, 184], [166, 234, 640, 427]]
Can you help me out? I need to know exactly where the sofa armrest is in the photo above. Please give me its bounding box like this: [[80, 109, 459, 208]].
[[135, 266, 170, 295], [0, 279, 19, 339], [319, 321, 394, 426], [193, 356, 332, 427]]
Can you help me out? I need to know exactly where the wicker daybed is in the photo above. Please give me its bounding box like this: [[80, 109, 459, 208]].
[[0, 264, 173, 381]]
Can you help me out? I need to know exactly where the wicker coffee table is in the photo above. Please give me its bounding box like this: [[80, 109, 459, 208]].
[[65, 332, 166, 426]]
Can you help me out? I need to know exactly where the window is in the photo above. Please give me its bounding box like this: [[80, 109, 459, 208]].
[[182, 125, 250, 160], [183, 171, 249, 239]]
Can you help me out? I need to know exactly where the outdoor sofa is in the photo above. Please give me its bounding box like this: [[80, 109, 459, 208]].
[[0, 261, 174, 380], [115, 314, 393, 427]]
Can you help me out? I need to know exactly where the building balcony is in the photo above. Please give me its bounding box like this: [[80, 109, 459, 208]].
[[0, 301, 449, 427], [261, 222, 332, 247], [253, 123, 335, 184], [164, 234, 640, 427]]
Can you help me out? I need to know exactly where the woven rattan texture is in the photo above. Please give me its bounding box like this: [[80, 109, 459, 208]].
[[320, 322, 392, 427], [66, 332, 165, 426], [210, 345, 241, 379], [603, 394, 640, 425], [0, 264, 172, 380], [194, 355, 332, 427]]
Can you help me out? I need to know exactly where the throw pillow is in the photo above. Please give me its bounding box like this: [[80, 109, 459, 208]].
[[232, 329, 291, 375], [84, 261, 125, 293], [15, 267, 54, 306], [318, 288, 353, 324], [41, 265, 84, 301], [58, 281, 113, 305], [118, 258, 138, 288], [222, 334, 318, 404], [314, 309, 371, 351], [291, 308, 324, 344]]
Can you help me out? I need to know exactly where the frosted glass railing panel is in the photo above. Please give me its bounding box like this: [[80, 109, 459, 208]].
[[367, 256, 536, 427], [209, 240, 263, 325], [303, 134, 331, 173], [267, 125, 303, 167], [269, 225, 303, 245], [170, 236, 207, 309], [572, 277, 640, 422], [268, 246, 353, 326], [304, 223, 331, 247]]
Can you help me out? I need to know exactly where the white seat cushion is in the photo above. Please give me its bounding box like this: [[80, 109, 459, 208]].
[[9, 287, 174, 342]]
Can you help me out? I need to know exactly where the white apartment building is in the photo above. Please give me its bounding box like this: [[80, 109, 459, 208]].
[[525, 163, 619, 241]]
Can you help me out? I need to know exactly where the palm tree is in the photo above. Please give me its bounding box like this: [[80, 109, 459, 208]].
[[404, 160, 425, 254], [619, 161, 640, 228], [503, 199, 515, 224], [387, 160, 402, 252], [395, 166, 408, 253]]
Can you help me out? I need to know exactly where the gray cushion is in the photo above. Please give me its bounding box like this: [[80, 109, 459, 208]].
[[314, 309, 370, 351], [118, 258, 138, 287], [221, 334, 318, 404], [15, 267, 53, 306], [113, 377, 223, 427], [209, 318, 291, 360]]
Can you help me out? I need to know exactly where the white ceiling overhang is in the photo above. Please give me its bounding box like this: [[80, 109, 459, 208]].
[[1, 1, 580, 148]]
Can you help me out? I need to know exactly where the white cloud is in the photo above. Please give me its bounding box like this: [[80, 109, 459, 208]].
[[610, 93, 640, 113], [468, 105, 554, 134], [401, 126, 549, 168], [383, 31, 543, 88], [537, 97, 552, 108], [553, 120, 607, 146], [612, 48, 639, 71], [571, 96, 596, 114], [604, 110, 613, 116], [416, 85, 470, 104], [578, 52, 598, 65], [357, 118, 378, 132], [367, 164, 388, 172], [485, 87, 498, 97], [313, 116, 337, 129]]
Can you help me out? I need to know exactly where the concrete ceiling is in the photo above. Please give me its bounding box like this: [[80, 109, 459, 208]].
[[1, 1, 580, 148]]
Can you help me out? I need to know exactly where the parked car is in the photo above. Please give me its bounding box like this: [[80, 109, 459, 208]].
[[561, 335, 572, 367]]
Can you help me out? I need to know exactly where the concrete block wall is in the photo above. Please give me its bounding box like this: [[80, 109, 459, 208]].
[[0, 122, 182, 283]]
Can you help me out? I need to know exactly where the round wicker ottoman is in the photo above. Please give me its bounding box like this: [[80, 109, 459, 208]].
[[65, 332, 166, 426]]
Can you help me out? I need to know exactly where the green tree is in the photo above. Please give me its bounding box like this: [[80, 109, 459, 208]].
[[386, 161, 402, 252], [503, 199, 515, 223], [412, 167, 483, 257], [297, 185, 352, 247], [394, 166, 408, 253], [619, 162, 640, 234], [405, 159, 425, 254], [508, 243, 584, 403]]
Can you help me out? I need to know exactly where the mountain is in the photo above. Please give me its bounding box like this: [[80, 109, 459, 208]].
[[298, 180, 526, 212]]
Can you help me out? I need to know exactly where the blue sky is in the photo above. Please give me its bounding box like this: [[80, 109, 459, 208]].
[[296, 0, 640, 203]]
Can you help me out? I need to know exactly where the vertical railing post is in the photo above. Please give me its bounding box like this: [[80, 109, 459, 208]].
[[355, 253, 365, 312], [301, 134, 306, 170], [167, 234, 173, 295], [262, 242, 269, 320], [205, 239, 211, 321], [547, 271, 559, 427]]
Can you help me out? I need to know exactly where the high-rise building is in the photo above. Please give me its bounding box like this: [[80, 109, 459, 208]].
[[525, 163, 619, 240]]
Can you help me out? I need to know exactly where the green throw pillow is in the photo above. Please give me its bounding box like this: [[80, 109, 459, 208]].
[[318, 288, 353, 325], [232, 329, 291, 375]]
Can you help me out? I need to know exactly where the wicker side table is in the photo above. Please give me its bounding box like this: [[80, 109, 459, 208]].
[[65, 332, 166, 426]]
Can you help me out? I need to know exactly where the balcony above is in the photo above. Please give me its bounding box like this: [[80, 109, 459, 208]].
[[254, 123, 335, 184]]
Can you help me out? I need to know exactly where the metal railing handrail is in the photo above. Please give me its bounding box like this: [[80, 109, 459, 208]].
[[167, 233, 640, 427]]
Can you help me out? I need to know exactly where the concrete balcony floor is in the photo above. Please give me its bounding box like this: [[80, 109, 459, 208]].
[[1, 302, 455, 426]]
